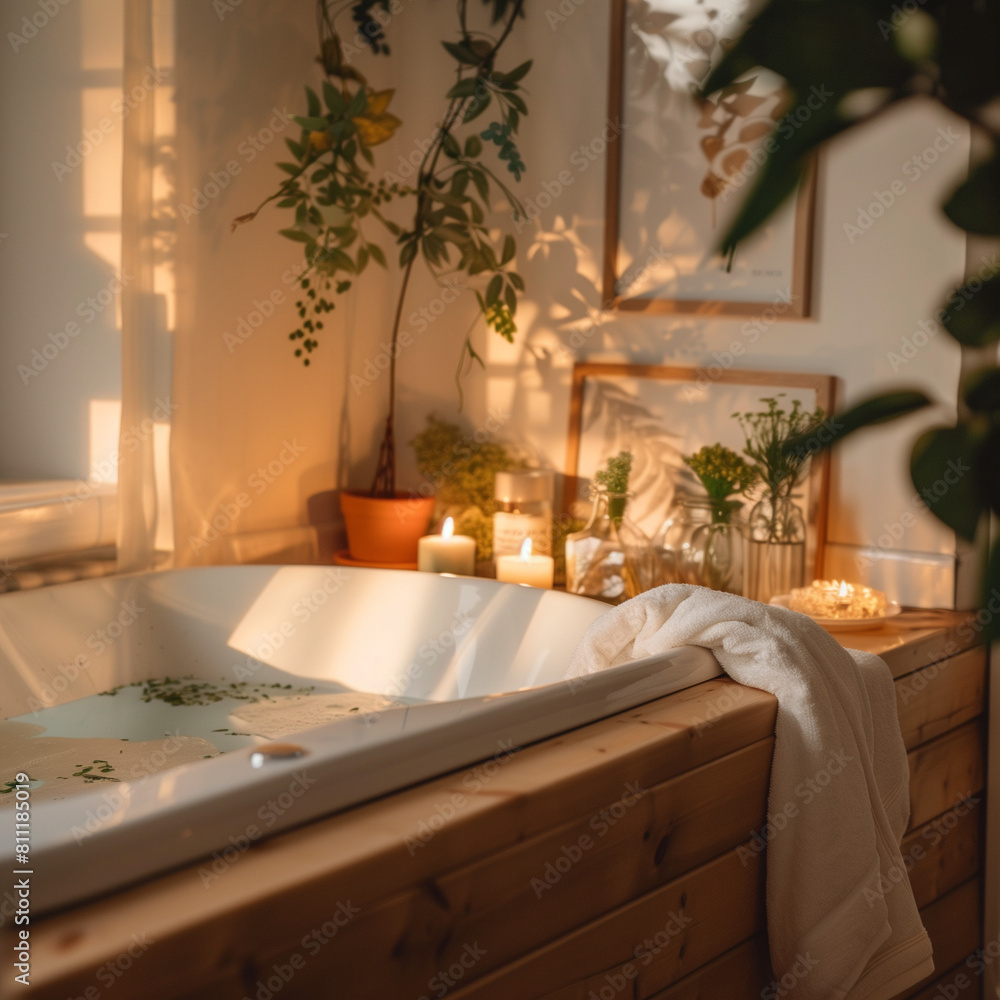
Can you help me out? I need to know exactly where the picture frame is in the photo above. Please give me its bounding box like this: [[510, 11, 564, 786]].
[[564, 362, 835, 577], [602, 0, 816, 317]]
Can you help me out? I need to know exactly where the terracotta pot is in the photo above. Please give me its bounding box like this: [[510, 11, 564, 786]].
[[340, 491, 435, 564]]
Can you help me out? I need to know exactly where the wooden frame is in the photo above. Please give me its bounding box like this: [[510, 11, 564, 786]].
[[564, 362, 835, 579], [602, 0, 816, 317]]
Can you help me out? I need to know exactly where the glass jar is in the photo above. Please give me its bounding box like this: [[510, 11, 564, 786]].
[[655, 495, 744, 593], [493, 470, 554, 559], [743, 493, 807, 604], [565, 490, 656, 603]]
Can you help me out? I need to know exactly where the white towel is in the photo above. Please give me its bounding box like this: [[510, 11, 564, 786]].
[[567, 585, 934, 1000]]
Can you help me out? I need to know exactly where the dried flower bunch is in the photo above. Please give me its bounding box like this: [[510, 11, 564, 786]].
[[734, 395, 825, 498], [683, 443, 759, 500]]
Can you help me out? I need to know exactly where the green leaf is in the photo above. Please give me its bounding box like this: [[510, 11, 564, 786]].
[[501, 234, 516, 265], [400, 240, 418, 266], [322, 80, 345, 116], [495, 60, 532, 87], [505, 283, 517, 315], [279, 228, 313, 243], [294, 115, 330, 131], [943, 154, 1000, 236], [305, 86, 321, 117], [443, 132, 462, 158], [486, 273, 503, 306], [285, 138, 304, 159], [356, 245, 369, 272], [446, 78, 480, 99], [464, 135, 483, 158], [368, 243, 387, 268], [508, 271, 524, 292], [783, 390, 934, 456], [463, 92, 492, 124], [963, 366, 1000, 412], [277, 162, 300, 176], [943, 272, 1000, 346], [505, 92, 527, 116], [911, 425, 985, 542], [471, 169, 490, 202], [346, 87, 367, 118], [443, 40, 480, 65]]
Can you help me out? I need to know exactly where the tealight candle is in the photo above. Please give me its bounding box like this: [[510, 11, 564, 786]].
[[789, 579, 888, 620], [495, 537, 554, 589], [417, 517, 476, 575]]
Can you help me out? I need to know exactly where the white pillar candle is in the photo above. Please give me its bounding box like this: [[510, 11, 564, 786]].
[[496, 537, 554, 590], [417, 517, 476, 575]]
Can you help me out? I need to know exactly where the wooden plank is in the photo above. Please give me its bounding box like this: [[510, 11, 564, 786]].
[[904, 962, 984, 1000], [22, 680, 777, 1000], [906, 722, 984, 832], [840, 615, 979, 680], [903, 798, 982, 910], [895, 647, 986, 750], [647, 936, 771, 1000], [896, 880, 982, 999]]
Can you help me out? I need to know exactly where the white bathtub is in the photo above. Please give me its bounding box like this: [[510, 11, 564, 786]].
[[0, 565, 721, 915]]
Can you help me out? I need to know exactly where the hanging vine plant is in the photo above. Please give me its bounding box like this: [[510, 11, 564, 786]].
[[234, 0, 531, 497]]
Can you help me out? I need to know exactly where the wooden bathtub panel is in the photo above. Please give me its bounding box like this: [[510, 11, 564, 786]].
[[903, 799, 982, 910], [20, 680, 777, 1000], [906, 722, 984, 832], [905, 963, 984, 1000], [894, 647, 986, 750]]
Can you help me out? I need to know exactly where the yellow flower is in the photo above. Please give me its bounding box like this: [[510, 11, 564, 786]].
[[353, 89, 402, 147], [309, 130, 331, 151]]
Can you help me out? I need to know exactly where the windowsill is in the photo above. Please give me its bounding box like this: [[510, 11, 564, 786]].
[[0, 480, 117, 564]]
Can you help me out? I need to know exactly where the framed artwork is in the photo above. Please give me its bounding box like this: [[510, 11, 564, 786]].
[[564, 363, 835, 576], [603, 0, 816, 316]]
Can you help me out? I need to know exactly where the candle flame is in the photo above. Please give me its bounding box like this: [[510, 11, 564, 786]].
[[838, 580, 850, 599], [519, 537, 533, 559], [442, 517, 454, 539]]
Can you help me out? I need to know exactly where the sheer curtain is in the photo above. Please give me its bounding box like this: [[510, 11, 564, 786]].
[[117, 0, 174, 573]]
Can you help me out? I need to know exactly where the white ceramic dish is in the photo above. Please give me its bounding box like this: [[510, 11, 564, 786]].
[[769, 593, 903, 631], [0, 565, 722, 915]]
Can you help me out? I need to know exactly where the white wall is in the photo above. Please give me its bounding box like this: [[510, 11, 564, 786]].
[[169, 0, 968, 604]]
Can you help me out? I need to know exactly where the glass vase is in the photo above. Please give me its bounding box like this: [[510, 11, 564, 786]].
[[743, 493, 807, 604], [565, 491, 656, 603], [654, 495, 744, 593]]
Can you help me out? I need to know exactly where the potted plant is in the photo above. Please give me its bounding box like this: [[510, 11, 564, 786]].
[[234, 0, 531, 564], [702, 0, 1000, 635]]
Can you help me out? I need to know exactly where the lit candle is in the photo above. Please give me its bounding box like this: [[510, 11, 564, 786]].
[[789, 579, 887, 619], [417, 517, 476, 575], [495, 537, 554, 589]]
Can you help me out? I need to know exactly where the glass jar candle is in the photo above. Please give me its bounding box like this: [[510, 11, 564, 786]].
[[493, 470, 554, 559]]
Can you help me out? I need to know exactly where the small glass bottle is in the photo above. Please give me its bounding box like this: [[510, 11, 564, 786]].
[[493, 470, 554, 559], [565, 489, 656, 603]]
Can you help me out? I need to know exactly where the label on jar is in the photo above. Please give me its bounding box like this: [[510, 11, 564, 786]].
[[493, 512, 552, 557]]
